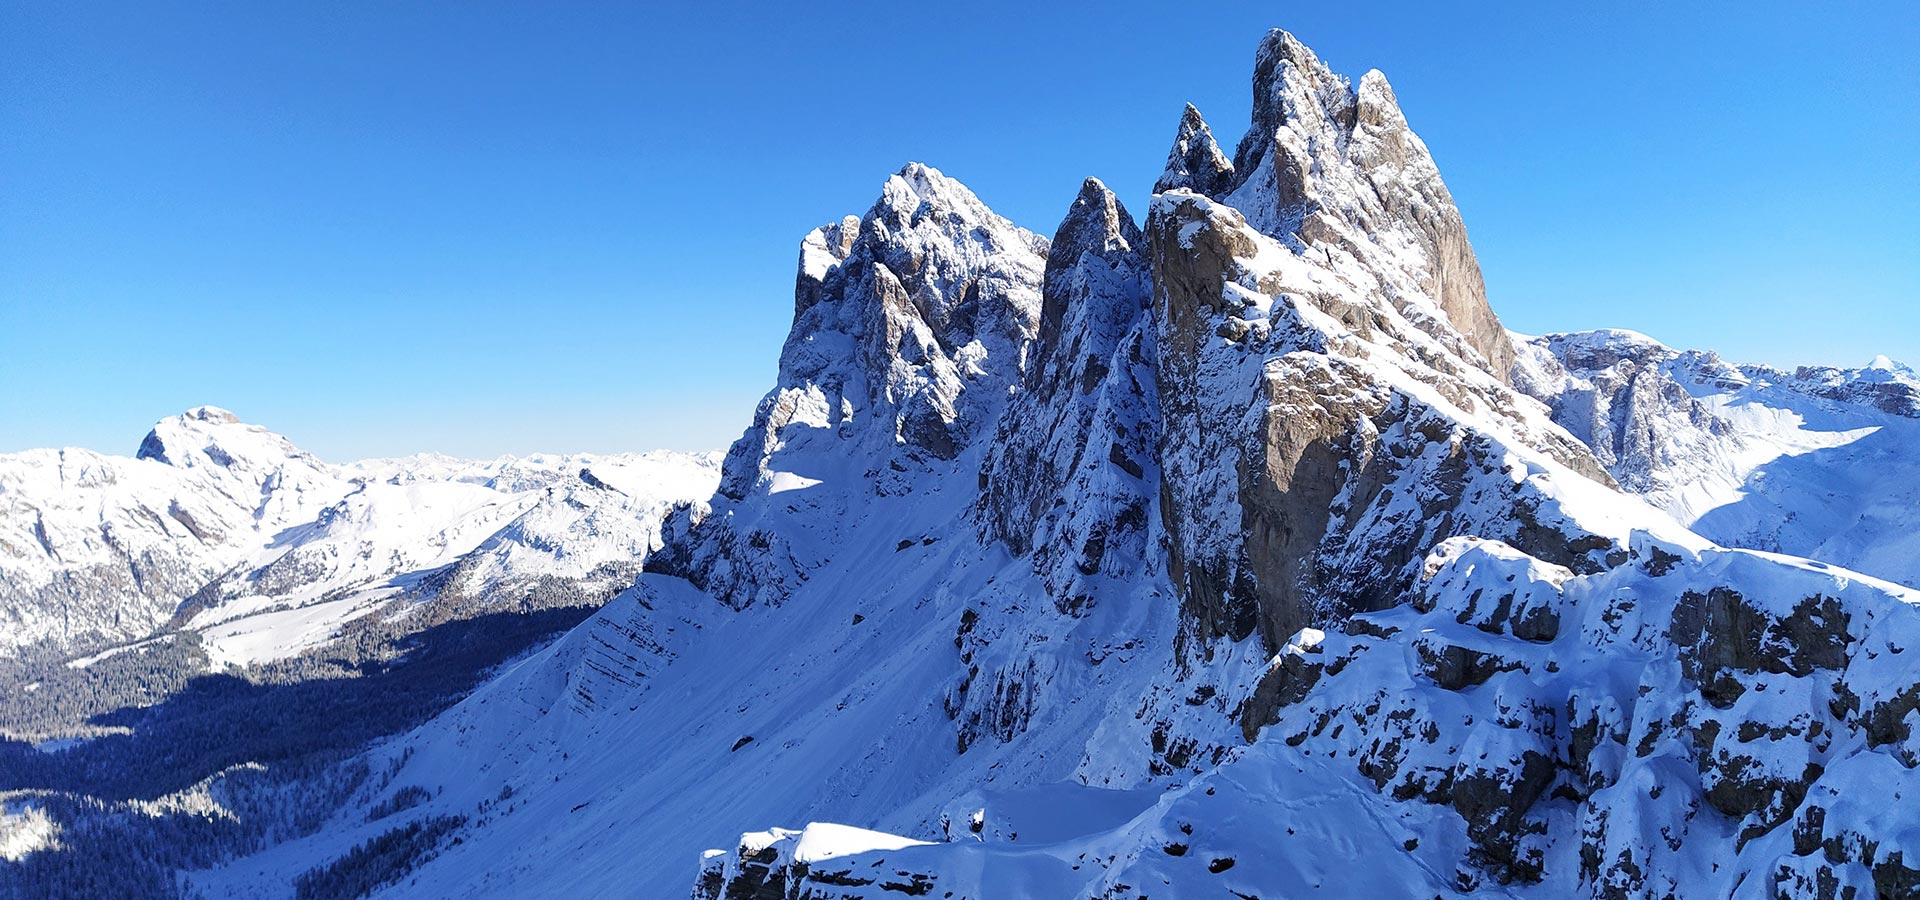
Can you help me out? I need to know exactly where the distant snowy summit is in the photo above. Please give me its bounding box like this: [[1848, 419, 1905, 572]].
[[0, 407, 720, 664]]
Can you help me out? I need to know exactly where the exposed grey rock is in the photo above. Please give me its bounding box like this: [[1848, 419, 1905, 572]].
[[1147, 189, 1610, 654]]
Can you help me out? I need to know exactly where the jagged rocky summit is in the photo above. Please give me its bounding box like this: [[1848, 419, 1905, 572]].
[[182, 28, 1920, 900]]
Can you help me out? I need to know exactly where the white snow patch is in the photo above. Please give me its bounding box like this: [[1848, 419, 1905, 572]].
[[0, 802, 59, 862]]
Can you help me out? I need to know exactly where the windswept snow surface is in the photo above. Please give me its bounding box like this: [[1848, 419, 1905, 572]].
[[192, 464, 1191, 898]]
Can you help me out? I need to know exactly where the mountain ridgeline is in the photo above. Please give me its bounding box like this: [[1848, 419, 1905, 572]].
[[11, 27, 1918, 900]]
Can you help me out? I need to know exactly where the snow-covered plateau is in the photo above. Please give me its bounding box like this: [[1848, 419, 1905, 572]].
[[7, 26, 1920, 900]]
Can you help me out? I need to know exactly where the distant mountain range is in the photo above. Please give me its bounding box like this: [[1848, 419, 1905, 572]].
[[0, 405, 718, 666]]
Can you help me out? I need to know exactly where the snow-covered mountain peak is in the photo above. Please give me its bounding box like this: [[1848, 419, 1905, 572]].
[[1046, 178, 1142, 290], [1232, 28, 1349, 191], [1061, 175, 1139, 239], [1031, 177, 1146, 394], [1034, 176, 1144, 360], [131, 406, 349, 547], [1865, 353, 1911, 376], [134, 405, 317, 470], [1833, 354, 1918, 389], [873, 162, 992, 223], [654, 164, 1050, 609], [856, 161, 1048, 362]]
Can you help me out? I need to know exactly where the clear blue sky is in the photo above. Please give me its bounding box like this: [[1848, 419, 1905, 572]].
[[3, 2, 1915, 460]]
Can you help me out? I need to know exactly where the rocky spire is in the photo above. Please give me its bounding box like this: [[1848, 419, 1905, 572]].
[[1036, 176, 1146, 360], [1153, 104, 1235, 196], [980, 178, 1154, 608], [1166, 29, 1516, 381], [1229, 29, 1346, 195], [1146, 179, 1610, 653]]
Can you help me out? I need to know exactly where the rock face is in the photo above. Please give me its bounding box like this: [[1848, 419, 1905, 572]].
[[1146, 180, 1604, 655]]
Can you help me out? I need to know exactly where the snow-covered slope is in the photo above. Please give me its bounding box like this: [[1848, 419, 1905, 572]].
[[0, 408, 721, 665], [1515, 329, 1920, 589], [185, 29, 1920, 900], [694, 535, 1920, 900]]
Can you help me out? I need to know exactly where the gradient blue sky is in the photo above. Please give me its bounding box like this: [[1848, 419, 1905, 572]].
[[4, 2, 1915, 460]]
